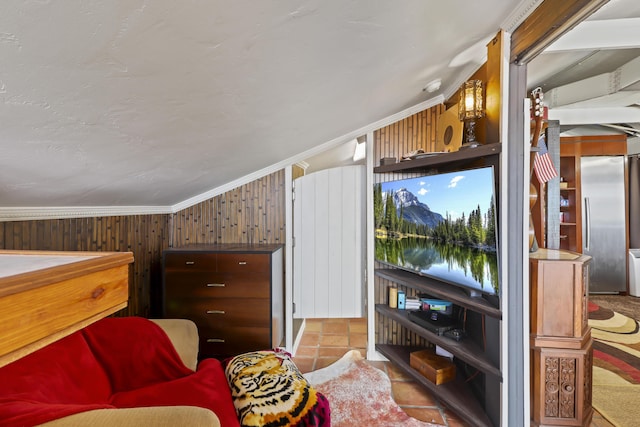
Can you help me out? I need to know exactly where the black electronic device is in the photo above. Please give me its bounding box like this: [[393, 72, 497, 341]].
[[444, 328, 465, 341], [408, 310, 457, 336]]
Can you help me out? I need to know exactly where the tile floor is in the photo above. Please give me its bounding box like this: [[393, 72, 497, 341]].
[[291, 317, 614, 427]]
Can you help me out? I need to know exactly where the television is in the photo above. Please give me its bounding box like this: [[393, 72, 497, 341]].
[[374, 166, 499, 297]]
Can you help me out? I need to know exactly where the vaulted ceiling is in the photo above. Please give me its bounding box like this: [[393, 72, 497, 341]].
[[527, 0, 640, 137], [1, 0, 530, 214]]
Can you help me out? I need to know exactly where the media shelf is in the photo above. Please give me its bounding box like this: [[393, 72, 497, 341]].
[[375, 304, 501, 379], [373, 144, 502, 426], [374, 142, 501, 173], [376, 267, 501, 319], [376, 344, 494, 427]]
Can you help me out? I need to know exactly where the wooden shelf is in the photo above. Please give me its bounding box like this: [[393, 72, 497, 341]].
[[375, 268, 501, 319], [374, 143, 501, 173], [374, 144, 502, 426], [375, 304, 501, 379], [376, 344, 494, 427]]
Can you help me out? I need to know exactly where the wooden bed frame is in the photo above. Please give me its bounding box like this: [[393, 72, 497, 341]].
[[0, 250, 134, 368]]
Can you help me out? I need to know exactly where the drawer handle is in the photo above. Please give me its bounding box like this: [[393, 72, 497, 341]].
[[185, 261, 195, 265], [207, 338, 225, 343], [238, 261, 247, 265], [206, 310, 225, 315], [207, 283, 225, 287]]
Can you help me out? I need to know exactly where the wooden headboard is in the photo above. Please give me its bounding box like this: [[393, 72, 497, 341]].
[[0, 250, 134, 368]]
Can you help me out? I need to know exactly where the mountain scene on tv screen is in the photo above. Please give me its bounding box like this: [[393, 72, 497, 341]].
[[374, 167, 499, 296]]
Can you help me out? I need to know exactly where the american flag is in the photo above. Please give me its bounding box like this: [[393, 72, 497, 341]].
[[533, 135, 558, 183]]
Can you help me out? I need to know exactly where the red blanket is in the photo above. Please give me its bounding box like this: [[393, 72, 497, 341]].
[[0, 317, 239, 427]]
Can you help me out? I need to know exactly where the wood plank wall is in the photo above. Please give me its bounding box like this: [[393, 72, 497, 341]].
[[0, 169, 287, 317], [373, 105, 441, 347], [170, 170, 286, 246]]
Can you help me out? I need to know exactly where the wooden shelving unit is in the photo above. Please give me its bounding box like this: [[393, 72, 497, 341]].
[[374, 143, 501, 174], [559, 155, 582, 252], [376, 344, 494, 427], [375, 303, 501, 379], [374, 144, 502, 427]]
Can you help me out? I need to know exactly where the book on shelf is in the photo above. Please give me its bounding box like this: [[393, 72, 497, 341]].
[[388, 287, 398, 309], [397, 290, 406, 309]]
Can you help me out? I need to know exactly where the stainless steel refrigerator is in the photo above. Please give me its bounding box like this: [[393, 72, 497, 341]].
[[581, 156, 627, 293]]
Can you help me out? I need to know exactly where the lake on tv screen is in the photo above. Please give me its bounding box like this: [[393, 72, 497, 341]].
[[375, 237, 499, 296]]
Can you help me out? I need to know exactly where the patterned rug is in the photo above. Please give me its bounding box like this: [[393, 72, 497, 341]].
[[303, 350, 442, 427], [588, 302, 640, 427]]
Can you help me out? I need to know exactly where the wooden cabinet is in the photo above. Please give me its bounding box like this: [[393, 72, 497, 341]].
[[529, 249, 593, 427], [162, 244, 283, 358]]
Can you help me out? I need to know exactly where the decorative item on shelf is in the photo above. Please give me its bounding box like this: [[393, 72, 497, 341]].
[[409, 349, 456, 385], [458, 79, 484, 149], [388, 287, 398, 309], [436, 104, 463, 152], [397, 290, 406, 309], [380, 157, 396, 166]]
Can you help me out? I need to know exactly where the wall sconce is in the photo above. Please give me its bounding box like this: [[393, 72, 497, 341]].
[[458, 79, 484, 149]]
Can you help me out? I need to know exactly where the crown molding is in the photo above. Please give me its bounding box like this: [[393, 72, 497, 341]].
[[0, 206, 172, 222]]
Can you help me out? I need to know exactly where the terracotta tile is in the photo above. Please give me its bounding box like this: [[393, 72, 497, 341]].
[[319, 334, 349, 347], [315, 356, 341, 369], [349, 318, 367, 333], [292, 357, 315, 374], [443, 409, 471, 426], [349, 333, 367, 348], [386, 361, 414, 380], [304, 319, 323, 332], [299, 332, 320, 347], [318, 346, 350, 358], [391, 380, 439, 406], [322, 318, 346, 323], [294, 346, 318, 358], [401, 407, 446, 425], [323, 322, 349, 335], [368, 360, 387, 372]]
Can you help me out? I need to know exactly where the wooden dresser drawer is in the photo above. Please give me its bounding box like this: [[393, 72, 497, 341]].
[[164, 253, 216, 271], [199, 326, 271, 357], [164, 272, 269, 299], [164, 298, 270, 327], [217, 253, 270, 273]]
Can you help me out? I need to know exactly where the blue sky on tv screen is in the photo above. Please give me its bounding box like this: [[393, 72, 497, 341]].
[[381, 167, 495, 221]]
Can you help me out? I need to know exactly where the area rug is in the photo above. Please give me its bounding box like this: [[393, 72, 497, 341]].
[[588, 302, 640, 427], [303, 350, 442, 427]]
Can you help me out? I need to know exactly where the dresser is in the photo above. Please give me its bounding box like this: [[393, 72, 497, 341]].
[[529, 248, 593, 427], [162, 244, 284, 358]]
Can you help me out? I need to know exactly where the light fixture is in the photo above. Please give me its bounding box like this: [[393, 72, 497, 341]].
[[352, 136, 366, 161], [458, 79, 484, 149]]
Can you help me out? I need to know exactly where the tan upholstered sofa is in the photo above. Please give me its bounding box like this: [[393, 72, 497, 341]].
[[0, 318, 236, 427]]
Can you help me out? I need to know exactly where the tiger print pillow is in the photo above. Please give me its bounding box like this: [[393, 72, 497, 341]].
[[224, 349, 330, 427]]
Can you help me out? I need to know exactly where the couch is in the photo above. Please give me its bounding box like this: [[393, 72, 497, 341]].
[[0, 317, 238, 427], [0, 316, 331, 427]]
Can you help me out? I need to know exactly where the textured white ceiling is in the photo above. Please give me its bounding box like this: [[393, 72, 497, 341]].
[[0, 0, 526, 210]]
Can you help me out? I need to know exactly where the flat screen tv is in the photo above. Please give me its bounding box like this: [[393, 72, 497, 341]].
[[374, 166, 499, 296]]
